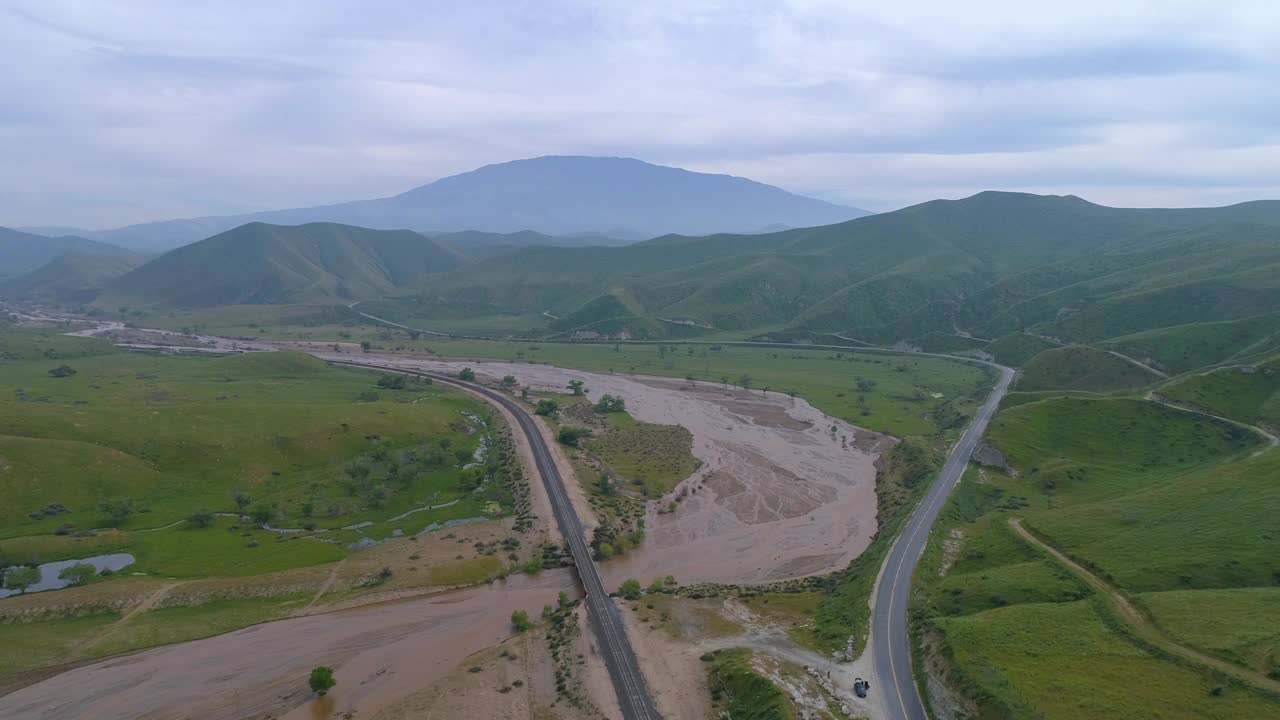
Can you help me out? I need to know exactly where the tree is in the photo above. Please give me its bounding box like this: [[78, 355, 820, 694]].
[[58, 563, 96, 586], [511, 609, 531, 632], [356, 389, 379, 402], [360, 340, 372, 352], [250, 503, 277, 526], [98, 496, 135, 526], [189, 508, 215, 528], [618, 578, 642, 600], [233, 490, 251, 512], [738, 373, 753, 390], [47, 365, 77, 378], [535, 399, 559, 416], [597, 472, 615, 496], [309, 666, 336, 696], [594, 394, 626, 413], [855, 377, 877, 394], [567, 379, 586, 396], [3, 566, 40, 594], [501, 375, 517, 387], [459, 367, 476, 381]]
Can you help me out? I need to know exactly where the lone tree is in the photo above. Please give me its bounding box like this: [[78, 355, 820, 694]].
[[558, 426, 591, 447], [3, 566, 40, 594], [511, 609, 531, 632], [459, 367, 476, 381], [58, 563, 96, 586], [309, 666, 336, 696], [232, 489, 251, 512], [501, 374, 517, 387], [48, 365, 77, 378], [534, 399, 559, 417], [567, 379, 586, 396]]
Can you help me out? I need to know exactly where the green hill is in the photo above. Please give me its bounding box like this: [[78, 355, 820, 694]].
[[1161, 359, 1280, 430], [387, 193, 1280, 350], [100, 222, 464, 307], [1, 249, 146, 303], [1017, 345, 1163, 392]]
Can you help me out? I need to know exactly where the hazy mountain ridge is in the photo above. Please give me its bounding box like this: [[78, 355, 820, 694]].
[[0, 227, 126, 279], [19, 156, 869, 252]]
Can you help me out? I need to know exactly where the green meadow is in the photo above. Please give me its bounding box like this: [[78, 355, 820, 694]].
[[913, 391, 1280, 718]]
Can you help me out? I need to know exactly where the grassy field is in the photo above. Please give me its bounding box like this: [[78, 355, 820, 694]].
[[936, 599, 1277, 719], [704, 648, 795, 720], [1016, 344, 1162, 392], [0, 347, 497, 549], [912, 390, 1280, 718], [0, 612, 120, 675], [584, 410, 700, 498], [1137, 588, 1280, 676], [80, 593, 309, 658]]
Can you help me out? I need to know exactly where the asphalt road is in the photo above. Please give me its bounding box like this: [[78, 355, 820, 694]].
[[329, 360, 661, 720], [871, 362, 1013, 720]]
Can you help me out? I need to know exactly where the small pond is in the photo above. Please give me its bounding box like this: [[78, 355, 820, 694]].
[[0, 553, 136, 598]]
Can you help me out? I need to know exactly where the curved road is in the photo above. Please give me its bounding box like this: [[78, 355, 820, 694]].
[[872, 363, 1013, 720], [330, 360, 660, 720]]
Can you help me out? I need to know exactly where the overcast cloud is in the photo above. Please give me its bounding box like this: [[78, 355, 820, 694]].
[[4, 0, 1280, 228]]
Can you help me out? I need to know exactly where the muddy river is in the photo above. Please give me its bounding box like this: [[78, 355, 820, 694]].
[[0, 571, 572, 720]]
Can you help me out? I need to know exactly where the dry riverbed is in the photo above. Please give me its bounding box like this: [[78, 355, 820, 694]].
[[320, 351, 891, 586]]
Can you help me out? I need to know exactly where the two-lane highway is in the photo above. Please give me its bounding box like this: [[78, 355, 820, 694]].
[[329, 360, 660, 720], [872, 362, 1014, 720]]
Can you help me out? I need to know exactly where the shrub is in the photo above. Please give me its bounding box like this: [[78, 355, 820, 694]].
[[98, 496, 135, 526], [511, 609, 531, 632], [594, 394, 626, 413], [188, 508, 215, 528], [535, 399, 559, 416], [619, 578, 642, 600], [376, 374, 407, 390], [48, 365, 77, 378], [558, 426, 591, 446], [459, 367, 476, 381]]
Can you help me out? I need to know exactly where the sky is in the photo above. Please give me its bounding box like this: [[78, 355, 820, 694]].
[[4, 0, 1280, 229]]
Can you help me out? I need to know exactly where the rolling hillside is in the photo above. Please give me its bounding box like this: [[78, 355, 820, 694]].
[[0, 250, 146, 304], [374, 192, 1280, 349], [0, 227, 125, 279], [28, 156, 869, 251], [99, 222, 463, 307]]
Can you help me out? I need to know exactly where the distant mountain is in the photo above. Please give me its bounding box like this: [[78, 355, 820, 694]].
[[100, 222, 463, 307], [27, 156, 870, 251], [0, 227, 125, 279], [366, 192, 1280, 350], [0, 249, 146, 303]]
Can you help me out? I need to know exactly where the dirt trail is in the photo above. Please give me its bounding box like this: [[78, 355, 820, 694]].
[[65, 581, 184, 660], [0, 572, 574, 720], [317, 351, 889, 586], [303, 559, 347, 611], [1009, 518, 1280, 695]]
